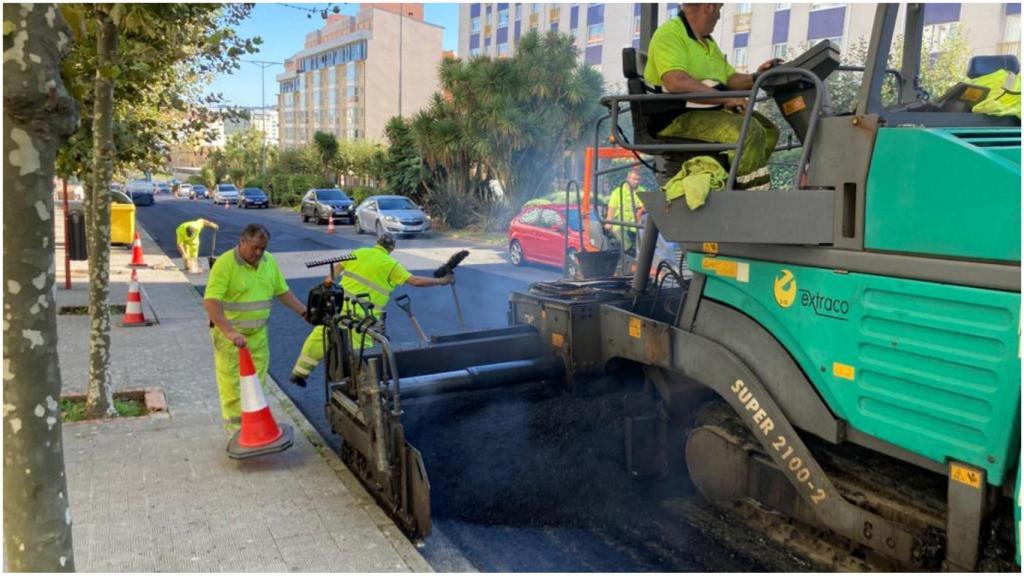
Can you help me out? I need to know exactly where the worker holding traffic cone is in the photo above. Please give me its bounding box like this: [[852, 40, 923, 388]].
[[203, 224, 307, 433], [120, 269, 153, 327], [129, 231, 147, 267], [227, 346, 293, 459]]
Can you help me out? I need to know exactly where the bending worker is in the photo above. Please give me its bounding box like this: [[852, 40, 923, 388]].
[[176, 217, 218, 274], [605, 168, 646, 255], [290, 232, 454, 387], [644, 3, 781, 188], [203, 224, 307, 431]]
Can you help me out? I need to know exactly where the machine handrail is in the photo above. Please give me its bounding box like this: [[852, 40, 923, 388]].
[[600, 66, 829, 191]]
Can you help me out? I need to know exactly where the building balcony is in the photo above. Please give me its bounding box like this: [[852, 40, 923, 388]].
[[997, 41, 1020, 55], [734, 13, 752, 32]]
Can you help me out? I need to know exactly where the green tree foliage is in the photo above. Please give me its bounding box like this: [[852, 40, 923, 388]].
[[312, 130, 339, 181], [383, 116, 422, 200], [412, 30, 603, 230], [222, 128, 269, 187]]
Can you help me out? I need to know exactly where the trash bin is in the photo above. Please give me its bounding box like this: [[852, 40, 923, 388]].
[[68, 208, 88, 261], [110, 202, 136, 245]]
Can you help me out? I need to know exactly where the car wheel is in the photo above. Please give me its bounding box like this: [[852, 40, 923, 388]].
[[375, 221, 385, 239], [509, 240, 524, 266], [354, 218, 363, 234], [301, 211, 308, 223], [565, 249, 579, 279]]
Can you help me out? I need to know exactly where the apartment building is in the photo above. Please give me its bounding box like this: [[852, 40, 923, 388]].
[[718, 3, 1020, 73], [276, 4, 444, 149], [459, 3, 1020, 93], [224, 107, 279, 146]]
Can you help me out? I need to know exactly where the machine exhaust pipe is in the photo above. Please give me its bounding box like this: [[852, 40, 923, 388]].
[[399, 356, 565, 400]]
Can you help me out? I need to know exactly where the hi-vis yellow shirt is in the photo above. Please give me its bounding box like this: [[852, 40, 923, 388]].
[[205, 249, 289, 334], [644, 13, 735, 88]]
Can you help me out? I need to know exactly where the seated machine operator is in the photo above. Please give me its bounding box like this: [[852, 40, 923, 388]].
[[644, 3, 781, 188]]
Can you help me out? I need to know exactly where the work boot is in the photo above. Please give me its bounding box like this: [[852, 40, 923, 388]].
[[289, 374, 307, 388]]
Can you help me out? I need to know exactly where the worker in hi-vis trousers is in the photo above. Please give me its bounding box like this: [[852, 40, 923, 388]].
[[289, 232, 454, 387], [203, 224, 307, 431], [176, 217, 218, 274]]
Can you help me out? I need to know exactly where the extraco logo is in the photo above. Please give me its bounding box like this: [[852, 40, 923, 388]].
[[773, 269, 797, 308]]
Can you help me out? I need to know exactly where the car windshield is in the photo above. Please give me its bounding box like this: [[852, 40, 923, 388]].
[[316, 189, 349, 201], [218, 185, 236, 192], [378, 197, 416, 211], [242, 189, 265, 197], [194, 186, 206, 191]]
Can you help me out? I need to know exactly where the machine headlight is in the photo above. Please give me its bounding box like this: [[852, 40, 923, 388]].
[[383, 215, 399, 223]]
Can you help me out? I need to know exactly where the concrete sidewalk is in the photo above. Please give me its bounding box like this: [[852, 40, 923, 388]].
[[55, 204, 432, 572]]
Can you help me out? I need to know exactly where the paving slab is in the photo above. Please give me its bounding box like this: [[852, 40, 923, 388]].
[[54, 205, 432, 572]]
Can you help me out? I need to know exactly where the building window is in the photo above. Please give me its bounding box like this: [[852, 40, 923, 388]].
[[999, 13, 1020, 55], [736, 3, 752, 14], [810, 3, 843, 10], [923, 22, 957, 54], [587, 22, 604, 45], [498, 42, 510, 57], [772, 42, 788, 60], [471, 16, 480, 33], [498, 5, 509, 27], [549, 7, 559, 23], [515, 3, 522, 21], [470, 47, 481, 57], [733, 46, 748, 71], [776, 3, 790, 9]]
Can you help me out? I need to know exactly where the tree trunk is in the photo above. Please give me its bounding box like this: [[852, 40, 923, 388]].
[[84, 8, 118, 419], [3, 3, 80, 571]]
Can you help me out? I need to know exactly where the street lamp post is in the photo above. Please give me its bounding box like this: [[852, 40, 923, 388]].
[[398, 3, 403, 118], [244, 59, 283, 178]]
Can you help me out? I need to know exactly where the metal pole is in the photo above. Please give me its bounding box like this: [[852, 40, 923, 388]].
[[398, 3, 403, 118], [62, 180, 70, 290], [261, 64, 266, 177]]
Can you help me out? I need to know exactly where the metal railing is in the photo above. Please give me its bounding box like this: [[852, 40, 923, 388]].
[[599, 66, 828, 192]]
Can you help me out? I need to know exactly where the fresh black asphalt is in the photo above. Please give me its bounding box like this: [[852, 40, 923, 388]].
[[136, 197, 785, 572]]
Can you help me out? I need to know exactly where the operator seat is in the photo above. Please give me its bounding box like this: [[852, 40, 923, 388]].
[[620, 47, 729, 173]]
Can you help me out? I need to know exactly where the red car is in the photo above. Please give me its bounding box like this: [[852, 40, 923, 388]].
[[508, 203, 600, 277]]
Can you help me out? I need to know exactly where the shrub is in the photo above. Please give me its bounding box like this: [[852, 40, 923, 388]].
[[243, 177, 266, 189], [187, 175, 205, 185], [347, 186, 381, 205]]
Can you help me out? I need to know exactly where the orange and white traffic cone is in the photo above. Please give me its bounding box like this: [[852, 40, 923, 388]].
[[326, 212, 335, 234], [227, 347, 293, 459], [120, 269, 153, 327], [129, 232, 147, 268]]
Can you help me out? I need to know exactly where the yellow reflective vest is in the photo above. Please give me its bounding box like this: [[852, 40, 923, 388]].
[[971, 69, 1021, 119], [338, 245, 411, 321], [204, 249, 289, 335]]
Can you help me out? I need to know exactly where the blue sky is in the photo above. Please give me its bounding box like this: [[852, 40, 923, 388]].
[[209, 3, 460, 107]]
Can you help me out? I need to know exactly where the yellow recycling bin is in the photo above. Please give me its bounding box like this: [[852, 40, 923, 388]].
[[110, 202, 136, 245]]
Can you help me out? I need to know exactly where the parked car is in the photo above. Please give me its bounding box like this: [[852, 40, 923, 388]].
[[354, 195, 431, 237], [213, 183, 238, 205], [300, 188, 355, 224], [190, 184, 209, 200], [237, 188, 269, 209], [127, 180, 155, 206], [508, 203, 608, 277], [154, 182, 172, 195], [176, 183, 193, 198]]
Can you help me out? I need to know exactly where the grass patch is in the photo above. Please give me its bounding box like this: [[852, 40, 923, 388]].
[[61, 392, 148, 422]]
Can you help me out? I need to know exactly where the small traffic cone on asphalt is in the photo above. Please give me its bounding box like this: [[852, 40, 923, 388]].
[[120, 269, 153, 327], [227, 347, 293, 460], [326, 212, 335, 234], [129, 232, 147, 268]]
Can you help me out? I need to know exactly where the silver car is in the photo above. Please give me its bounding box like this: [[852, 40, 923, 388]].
[[354, 195, 432, 238]]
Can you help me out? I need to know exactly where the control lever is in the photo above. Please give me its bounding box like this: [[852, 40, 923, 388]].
[[394, 294, 428, 344], [434, 250, 469, 331]]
